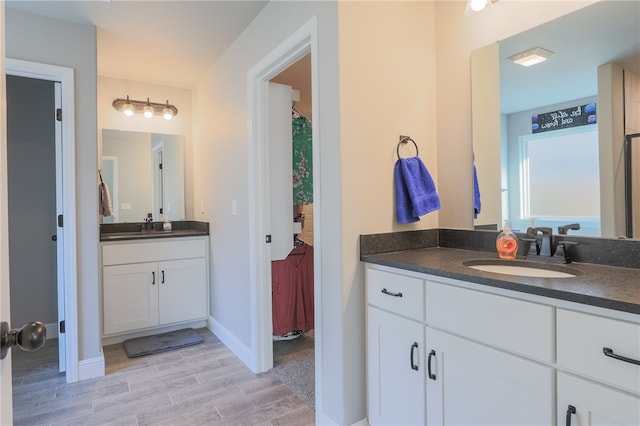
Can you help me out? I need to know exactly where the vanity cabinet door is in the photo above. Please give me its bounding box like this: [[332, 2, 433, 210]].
[[558, 372, 640, 426], [103, 262, 159, 335], [158, 258, 208, 325], [426, 327, 554, 426], [367, 306, 426, 426]]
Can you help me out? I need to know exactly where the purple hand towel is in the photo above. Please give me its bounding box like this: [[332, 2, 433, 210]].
[[394, 157, 440, 224]]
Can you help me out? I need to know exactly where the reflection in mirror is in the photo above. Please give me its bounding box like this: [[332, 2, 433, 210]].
[[472, 1, 640, 238], [102, 129, 185, 223]]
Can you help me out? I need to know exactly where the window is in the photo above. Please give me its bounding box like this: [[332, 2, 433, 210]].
[[519, 125, 600, 220]]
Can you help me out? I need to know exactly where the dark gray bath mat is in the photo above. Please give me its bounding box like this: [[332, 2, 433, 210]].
[[123, 328, 204, 358]]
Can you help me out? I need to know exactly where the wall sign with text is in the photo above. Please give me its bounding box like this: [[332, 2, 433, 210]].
[[531, 103, 596, 134]]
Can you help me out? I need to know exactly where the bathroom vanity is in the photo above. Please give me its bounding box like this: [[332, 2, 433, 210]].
[[100, 222, 209, 339], [361, 230, 639, 426]]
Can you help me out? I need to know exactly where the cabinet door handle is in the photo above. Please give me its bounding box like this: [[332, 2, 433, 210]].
[[427, 349, 436, 380], [152, 271, 155, 285], [410, 342, 419, 371], [161, 270, 165, 284], [603, 347, 640, 365], [565, 405, 576, 426], [381, 288, 402, 298]]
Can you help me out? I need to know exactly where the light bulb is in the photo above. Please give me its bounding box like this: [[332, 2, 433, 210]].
[[123, 95, 134, 117], [143, 98, 153, 118], [163, 100, 174, 120], [469, 0, 488, 11]]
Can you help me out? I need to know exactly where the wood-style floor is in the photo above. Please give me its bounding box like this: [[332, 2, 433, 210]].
[[11, 328, 315, 425]]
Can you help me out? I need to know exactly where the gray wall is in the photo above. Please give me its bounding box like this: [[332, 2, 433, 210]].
[[6, 9, 101, 363], [6, 75, 57, 328]]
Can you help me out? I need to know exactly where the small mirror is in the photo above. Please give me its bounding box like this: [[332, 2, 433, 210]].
[[101, 129, 185, 223]]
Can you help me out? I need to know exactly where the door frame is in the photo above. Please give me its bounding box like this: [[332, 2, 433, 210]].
[[247, 15, 321, 377], [5, 58, 78, 383]]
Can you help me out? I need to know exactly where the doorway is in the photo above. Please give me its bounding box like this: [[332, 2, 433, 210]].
[[268, 53, 315, 407], [5, 58, 78, 384], [246, 17, 322, 410], [6, 75, 59, 362]]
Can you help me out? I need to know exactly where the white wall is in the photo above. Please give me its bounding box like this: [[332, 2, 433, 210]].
[[98, 76, 193, 220], [194, 1, 437, 423], [5, 9, 100, 363]]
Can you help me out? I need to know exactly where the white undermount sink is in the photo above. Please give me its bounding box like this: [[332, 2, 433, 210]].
[[462, 259, 582, 278]]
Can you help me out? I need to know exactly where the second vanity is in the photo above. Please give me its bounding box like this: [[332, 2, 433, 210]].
[[100, 222, 210, 341], [361, 230, 640, 426]]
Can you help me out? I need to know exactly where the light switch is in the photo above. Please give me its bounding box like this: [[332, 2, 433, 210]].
[[121, 202, 132, 210], [231, 200, 238, 216]]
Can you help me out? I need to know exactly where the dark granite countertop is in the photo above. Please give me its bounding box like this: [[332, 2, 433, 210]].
[[100, 221, 209, 242], [362, 247, 640, 315]]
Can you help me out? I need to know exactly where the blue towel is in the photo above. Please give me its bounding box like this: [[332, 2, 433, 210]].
[[394, 157, 440, 224], [473, 165, 481, 218]]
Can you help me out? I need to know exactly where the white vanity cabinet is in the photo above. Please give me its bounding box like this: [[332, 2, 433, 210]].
[[364, 263, 639, 426], [366, 268, 426, 426], [102, 237, 209, 336]]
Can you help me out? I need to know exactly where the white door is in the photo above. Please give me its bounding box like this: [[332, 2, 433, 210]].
[[367, 307, 426, 425], [558, 372, 640, 426], [54, 81, 65, 372], [426, 327, 554, 425], [1, 9, 14, 419], [158, 258, 208, 324], [268, 82, 294, 261]]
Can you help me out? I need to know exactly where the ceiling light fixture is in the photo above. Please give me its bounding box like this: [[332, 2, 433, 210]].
[[507, 47, 553, 67], [112, 96, 178, 120]]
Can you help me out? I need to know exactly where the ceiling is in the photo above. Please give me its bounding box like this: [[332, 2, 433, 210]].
[[499, 1, 640, 114], [5, 0, 270, 89]]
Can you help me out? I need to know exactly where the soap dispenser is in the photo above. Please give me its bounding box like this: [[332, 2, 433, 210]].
[[496, 220, 518, 259]]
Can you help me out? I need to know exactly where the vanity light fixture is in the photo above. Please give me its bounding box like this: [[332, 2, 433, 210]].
[[507, 47, 553, 67], [112, 96, 178, 120], [467, 0, 498, 12]]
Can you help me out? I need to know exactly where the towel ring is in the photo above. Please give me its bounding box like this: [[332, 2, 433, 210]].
[[397, 135, 419, 159]]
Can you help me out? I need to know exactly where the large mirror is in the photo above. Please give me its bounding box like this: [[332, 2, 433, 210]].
[[472, 1, 640, 238], [102, 129, 185, 223]]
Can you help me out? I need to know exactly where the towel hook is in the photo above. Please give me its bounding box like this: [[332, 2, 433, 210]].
[[397, 135, 419, 159]]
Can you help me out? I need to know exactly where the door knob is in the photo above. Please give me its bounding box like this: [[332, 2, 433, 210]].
[[1, 321, 46, 360]]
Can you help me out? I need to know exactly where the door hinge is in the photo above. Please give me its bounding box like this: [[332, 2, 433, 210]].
[[58, 214, 63, 228], [56, 108, 62, 122], [266, 235, 272, 243], [59, 320, 65, 334]]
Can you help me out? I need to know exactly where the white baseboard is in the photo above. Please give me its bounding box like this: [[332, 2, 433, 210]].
[[78, 350, 105, 381], [45, 322, 58, 339], [207, 316, 255, 372]]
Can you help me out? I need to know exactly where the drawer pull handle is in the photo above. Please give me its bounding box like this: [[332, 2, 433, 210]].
[[603, 347, 640, 365], [565, 405, 576, 426], [410, 342, 419, 371], [427, 349, 436, 380], [381, 288, 403, 298], [161, 270, 165, 284], [152, 271, 155, 285]]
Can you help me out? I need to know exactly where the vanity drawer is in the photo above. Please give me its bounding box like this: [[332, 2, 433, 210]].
[[367, 267, 424, 321], [425, 280, 554, 363], [103, 238, 206, 266], [557, 309, 640, 395]]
